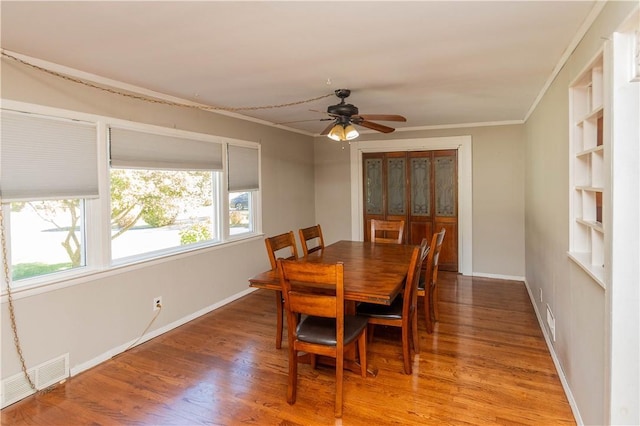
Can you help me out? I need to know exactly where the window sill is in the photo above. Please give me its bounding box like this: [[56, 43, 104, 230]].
[[567, 251, 606, 289], [1, 233, 264, 302]]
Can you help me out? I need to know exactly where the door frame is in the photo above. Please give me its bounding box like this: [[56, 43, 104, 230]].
[[349, 135, 472, 276]]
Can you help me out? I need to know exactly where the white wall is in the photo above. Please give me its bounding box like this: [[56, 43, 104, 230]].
[[0, 56, 316, 380]]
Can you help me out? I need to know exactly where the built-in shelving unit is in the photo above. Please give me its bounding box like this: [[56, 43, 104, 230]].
[[569, 53, 606, 287]]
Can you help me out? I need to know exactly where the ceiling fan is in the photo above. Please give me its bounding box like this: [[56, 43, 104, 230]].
[[319, 89, 407, 141]]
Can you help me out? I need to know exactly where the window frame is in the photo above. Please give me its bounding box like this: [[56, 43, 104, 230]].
[[0, 100, 262, 296]]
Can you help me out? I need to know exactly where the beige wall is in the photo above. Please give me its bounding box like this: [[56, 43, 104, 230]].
[[1, 57, 316, 378], [524, 2, 638, 425], [314, 124, 526, 278]]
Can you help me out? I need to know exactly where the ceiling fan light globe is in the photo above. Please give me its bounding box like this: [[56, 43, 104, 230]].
[[344, 124, 359, 140], [327, 124, 346, 141]]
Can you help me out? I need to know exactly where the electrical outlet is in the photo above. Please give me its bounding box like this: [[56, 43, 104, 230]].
[[153, 296, 162, 311], [539, 287, 543, 302]]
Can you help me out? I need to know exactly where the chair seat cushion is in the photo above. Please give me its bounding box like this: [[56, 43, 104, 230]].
[[297, 315, 368, 346], [357, 296, 403, 319]]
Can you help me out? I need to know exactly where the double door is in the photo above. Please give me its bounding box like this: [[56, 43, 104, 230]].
[[363, 149, 458, 271]]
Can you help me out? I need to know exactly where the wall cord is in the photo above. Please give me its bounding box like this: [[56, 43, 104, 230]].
[[119, 303, 163, 355]]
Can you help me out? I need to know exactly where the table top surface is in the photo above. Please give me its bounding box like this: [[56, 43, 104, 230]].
[[249, 240, 416, 305]]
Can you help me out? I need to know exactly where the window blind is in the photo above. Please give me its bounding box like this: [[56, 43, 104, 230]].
[[0, 110, 99, 202], [109, 127, 223, 171], [228, 145, 259, 191]]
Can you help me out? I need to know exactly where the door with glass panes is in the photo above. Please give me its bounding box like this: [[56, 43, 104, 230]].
[[363, 150, 458, 271]]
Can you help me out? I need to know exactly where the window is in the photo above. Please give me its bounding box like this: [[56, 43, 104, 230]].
[[108, 126, 224, 261], [8, 200, 86, 281], [227, 145, 259, 237], [228, 191, 252, 235], [0, 103, 261, 290], [110, 169, 218, 261], [1, 109, 98, 284]]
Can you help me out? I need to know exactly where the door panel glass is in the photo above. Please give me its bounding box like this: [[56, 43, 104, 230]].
[[435, 156, 456, 217], [387, 157, 406, 215], [411, 157, 430, 216], [365, 158, 383, 215]]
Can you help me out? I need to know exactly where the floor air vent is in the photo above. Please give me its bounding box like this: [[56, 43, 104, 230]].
[[1, 353, 69, 408]]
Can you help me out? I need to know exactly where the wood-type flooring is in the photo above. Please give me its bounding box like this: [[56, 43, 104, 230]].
[[1, 272, 575, 425]]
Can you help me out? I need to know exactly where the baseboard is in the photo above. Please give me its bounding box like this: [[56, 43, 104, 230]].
[[523, 278, 584, 426], [472, 272, 525, 282], [71, 287, 257, 377]]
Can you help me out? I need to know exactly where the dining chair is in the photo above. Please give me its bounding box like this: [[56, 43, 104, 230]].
[[299, 224, 325, 256], [417, 228, 446, 334], [278, 259, 368, 418], [370, 219, 405, 244], [357, 238, 429, 374], [264, 231, 299, 349]]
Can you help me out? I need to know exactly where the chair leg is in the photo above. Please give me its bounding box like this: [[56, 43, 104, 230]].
[[275, 291, 283, 349], [431, 284, 440, 322], [411, 310, 420, 354], [287, 346, 297, 405], [358, 331, 367, 378], [401, 321, 411, 375], [367, 323, 375, 343], [310, 354, 317, 370], [335, 351, 344, 418], [423, 293, 433, 334]]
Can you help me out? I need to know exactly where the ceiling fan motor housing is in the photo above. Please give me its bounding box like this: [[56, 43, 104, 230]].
[[327, 103, 359, 117], [327, 88, 359, 117]]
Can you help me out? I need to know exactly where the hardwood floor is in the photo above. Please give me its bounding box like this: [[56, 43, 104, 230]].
[[1, 272, 575, 425]]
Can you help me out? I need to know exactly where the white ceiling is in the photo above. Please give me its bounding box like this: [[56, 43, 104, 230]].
[[1, 1, 597, 136]]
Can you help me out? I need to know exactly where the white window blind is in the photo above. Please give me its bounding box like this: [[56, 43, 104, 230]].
[[0, 109, 99, 202], [109, 127, 223, 170], [228, 145, 259, 191]]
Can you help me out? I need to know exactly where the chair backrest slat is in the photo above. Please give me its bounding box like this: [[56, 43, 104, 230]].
[[370, 219, 405, 244], [265, 231, 298, 269], [288, 292, 336, 318], [278, 260, 344, 322], [299, 224, 325, 256]]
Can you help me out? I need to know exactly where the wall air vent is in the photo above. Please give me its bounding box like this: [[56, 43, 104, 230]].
[[1, 353, 69, 408]]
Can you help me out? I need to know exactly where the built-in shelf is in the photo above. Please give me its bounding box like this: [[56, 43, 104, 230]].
[[569, 53, 606, 286], [576, 145, 604, 157], [576, 218, 603, 232]]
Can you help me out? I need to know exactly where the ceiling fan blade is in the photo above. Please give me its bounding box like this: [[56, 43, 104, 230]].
[[275, 118, 332, 125], [357, 120, 396, 133], [320, 121, 336, 135], [356, 114, 406, 122]]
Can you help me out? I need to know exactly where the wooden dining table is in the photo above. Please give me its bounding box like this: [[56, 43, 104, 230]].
[[249, 240, 417, 376], [249, 240, 416, 305]]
